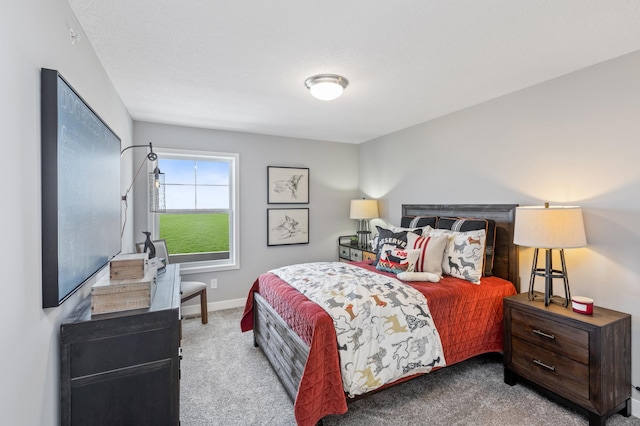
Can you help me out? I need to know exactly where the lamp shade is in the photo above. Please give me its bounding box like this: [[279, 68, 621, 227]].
[[514, 205, 586, 249], [350, 199, 379, 220]]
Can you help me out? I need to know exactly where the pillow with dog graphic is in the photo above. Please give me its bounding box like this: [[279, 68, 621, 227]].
[[437, 217, 496, 276], [423, 227, 486, 284], [374, 226, 414, 263], [375, 244, 419, 274]]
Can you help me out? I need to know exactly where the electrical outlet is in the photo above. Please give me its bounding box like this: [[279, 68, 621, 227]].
[[210, 278, 217, 289]]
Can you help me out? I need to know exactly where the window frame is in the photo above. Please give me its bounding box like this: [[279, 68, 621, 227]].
[[148, 148, 239, 274]]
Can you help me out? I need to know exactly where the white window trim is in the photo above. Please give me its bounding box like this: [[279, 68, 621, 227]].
[[148, 148, 240, 274]]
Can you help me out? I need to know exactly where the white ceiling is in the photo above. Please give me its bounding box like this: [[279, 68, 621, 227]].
[[67, 0, 640, 144]]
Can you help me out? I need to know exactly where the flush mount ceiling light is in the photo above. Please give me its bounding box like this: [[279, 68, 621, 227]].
[[304, 74, 349, 101]]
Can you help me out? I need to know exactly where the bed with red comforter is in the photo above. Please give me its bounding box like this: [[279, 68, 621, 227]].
[[241, 204, 520, 425]]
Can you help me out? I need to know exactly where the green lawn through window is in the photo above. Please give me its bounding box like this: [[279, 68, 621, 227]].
[[159, 213, 229, 254]]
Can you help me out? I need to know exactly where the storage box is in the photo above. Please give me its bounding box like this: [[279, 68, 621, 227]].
[[92, 267, 157, 315], [110, 253, 149, 280]]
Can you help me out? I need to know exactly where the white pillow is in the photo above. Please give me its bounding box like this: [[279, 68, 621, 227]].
[[423, 227, 486, 284], [386, 223, 430, 236], [405, 232, 448, 276], [397, 271, 441, 282]]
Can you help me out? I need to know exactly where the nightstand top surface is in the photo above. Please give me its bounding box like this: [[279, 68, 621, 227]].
[[505, 292, 630, 327]]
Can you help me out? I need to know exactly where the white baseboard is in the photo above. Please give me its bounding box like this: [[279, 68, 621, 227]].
[[632, 396, 639, 418], [181, 297, 245, 318]]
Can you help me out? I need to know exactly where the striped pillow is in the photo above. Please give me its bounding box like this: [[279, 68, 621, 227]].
[[406, 232, 448, 276], [399, 215, 437, 229]]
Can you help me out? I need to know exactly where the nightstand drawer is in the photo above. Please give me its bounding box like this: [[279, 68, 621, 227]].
[[512, 337, 589, 400], [362, 251, 377, 264], [511, 308, 589, 364], [349, 248, 363, 262], [339, 246, 351, 259]]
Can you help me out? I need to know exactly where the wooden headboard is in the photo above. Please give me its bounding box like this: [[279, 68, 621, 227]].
[[402, 204, 520, 292]]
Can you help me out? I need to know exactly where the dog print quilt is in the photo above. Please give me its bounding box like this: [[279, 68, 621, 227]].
[[270, 261, 446, 397]]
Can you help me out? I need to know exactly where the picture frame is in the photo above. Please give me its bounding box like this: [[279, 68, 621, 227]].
[[267, 166, 309, 204], [267, 208, 309, 246]]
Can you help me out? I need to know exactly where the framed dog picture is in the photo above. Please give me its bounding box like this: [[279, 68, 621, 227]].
[[267, 208, 309, 246], [267, 166, 309, 204]]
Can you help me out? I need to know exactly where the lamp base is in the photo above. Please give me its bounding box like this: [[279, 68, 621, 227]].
[[528, 291, 569, 307], [527, 248, 571, 308], [355, 219, 372, 250]]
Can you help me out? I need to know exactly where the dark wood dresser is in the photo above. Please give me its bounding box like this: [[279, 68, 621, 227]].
[[503, 292, 631, 426], [60, 264, 181, 426]]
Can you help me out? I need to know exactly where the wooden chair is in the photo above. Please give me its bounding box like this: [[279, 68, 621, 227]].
[[137, 239, 208, 324]]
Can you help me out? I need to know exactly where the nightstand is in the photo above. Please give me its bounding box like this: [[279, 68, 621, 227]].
[[503, 292, 631, 426], [338, 235, 376, 264]]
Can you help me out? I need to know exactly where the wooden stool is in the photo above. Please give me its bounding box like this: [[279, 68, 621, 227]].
[[180, 281, 208, 324]]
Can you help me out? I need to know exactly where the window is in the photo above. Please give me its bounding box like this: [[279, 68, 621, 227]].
[[151, 149, 239, 272]]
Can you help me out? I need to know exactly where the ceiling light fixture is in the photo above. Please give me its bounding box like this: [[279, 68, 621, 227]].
[[304, 74, 349, 101]]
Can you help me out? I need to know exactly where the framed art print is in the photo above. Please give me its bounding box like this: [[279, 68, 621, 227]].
[[267, 208, 309, 246], [267, 166, 309, 204]]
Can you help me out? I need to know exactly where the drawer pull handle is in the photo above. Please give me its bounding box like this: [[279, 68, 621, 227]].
[[532, 329, 555, 340], [533, 359, 555, 371]]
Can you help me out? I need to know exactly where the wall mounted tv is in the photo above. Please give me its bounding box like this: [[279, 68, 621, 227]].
[[41, 68, 121, 308]]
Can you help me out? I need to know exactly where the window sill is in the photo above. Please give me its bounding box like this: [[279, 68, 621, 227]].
[[178, 260, 239, 275]]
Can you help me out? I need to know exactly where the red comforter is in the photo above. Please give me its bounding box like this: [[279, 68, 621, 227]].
[[241, 262, 516, 426]]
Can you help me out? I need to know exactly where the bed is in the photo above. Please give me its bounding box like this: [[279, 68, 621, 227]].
[[241, 204, 520, 425]]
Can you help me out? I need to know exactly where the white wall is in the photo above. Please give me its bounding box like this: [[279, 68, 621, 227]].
[[0, 0, 132, 424], [359, 50, 640, 416], [132, 122, 359, 305]]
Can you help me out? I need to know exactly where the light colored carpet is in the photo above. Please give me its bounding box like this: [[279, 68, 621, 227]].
[[180, 308, 639, 426]]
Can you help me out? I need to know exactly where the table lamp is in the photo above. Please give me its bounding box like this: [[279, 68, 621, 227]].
[[513, 203, 586, 307], [350, 199, 379, 249]]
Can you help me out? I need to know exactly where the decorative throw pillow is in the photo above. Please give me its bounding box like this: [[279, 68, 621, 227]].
[[373, 218, 436, 252], [397, 271, 441, 282], [405, 232, 448, 276], [374, 226, 413, 263], [437, 217, 497, 276], [399, 215, 437, 229], [375, 244, 419, 274], [424, 227, 486, 284], [385, 224, 427, 236]]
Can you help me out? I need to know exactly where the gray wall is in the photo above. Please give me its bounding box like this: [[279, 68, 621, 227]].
[[3, 0, 639, 421], [360, 50, 640, 415], [132, 122, 359, 304], [1, 0, 133, 424]]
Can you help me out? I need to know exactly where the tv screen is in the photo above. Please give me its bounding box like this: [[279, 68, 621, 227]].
[[41, 68, 121, 308]]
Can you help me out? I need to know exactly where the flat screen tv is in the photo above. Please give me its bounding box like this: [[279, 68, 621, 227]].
[[41, 68, 121, 308]]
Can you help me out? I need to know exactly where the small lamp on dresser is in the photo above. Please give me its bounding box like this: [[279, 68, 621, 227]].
[[513, 203, 586, 307], [350, 199, 379, 249]]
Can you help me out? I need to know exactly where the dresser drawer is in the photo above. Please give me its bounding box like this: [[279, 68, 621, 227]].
[[512, 337, 589, 400], [511, 308, 589, 364]]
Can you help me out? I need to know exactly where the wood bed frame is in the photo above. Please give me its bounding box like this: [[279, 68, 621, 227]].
[[253, 204, 520, 403]]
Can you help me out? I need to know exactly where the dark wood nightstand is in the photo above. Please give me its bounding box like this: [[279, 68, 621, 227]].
[[338, 235, 376, 264], [503, 292, 631, 426]]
